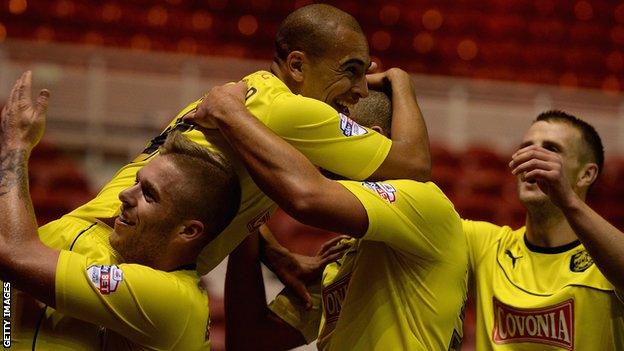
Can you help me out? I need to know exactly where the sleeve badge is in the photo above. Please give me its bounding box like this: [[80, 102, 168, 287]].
[[339, 113, 368, 137], [362, 181, 397, 203], [87, 265, 124, 295]]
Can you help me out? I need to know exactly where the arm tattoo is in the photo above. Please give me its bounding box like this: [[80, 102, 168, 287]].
[[0, 149, 28, 199]]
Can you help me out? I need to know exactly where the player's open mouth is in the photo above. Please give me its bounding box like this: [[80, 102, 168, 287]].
[[335, 100, 353, 116], [117, 214, 135, 226]]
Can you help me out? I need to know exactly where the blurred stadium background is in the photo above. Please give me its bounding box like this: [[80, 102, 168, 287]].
[[2, 0, 624, 349]]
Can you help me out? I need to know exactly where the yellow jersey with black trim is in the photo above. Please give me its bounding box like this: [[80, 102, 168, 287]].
[[464, 220, 624, 350], [14, 215, 210, 350], [68, 70, 392, 274], [270, 180, 468, 350]]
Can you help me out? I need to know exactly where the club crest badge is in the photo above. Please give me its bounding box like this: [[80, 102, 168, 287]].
[[569, 250, 593, 272], [339, 113, 368, 137], [87, 265, 124, 295]]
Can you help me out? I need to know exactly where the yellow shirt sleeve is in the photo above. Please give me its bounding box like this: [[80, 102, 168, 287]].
[[266, 94, 392, 180], [462, 219, 505, 272], [268, 281, 323, 344], [338, 180, 462, 259], [54, 250, 209, 350]]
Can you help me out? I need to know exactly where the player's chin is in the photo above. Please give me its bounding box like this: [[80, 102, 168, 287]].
[[109, 227, 129, 249], [518, 190, 548, 205], [517, 182, 544, 199]]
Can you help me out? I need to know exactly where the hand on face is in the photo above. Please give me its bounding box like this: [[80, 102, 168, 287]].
[[1, 71, 49, 151], [509, 144, 577, 208], [183, 81, 248, 129]]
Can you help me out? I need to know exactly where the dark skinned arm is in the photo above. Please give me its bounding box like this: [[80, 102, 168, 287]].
[[366, 68, 431, 181], [0, 71, 58, 307]]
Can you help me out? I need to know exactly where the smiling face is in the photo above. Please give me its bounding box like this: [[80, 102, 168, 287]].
[[109, 155, 184, 266], [516, 120, 585, 206], [299, 26, 371, 116]]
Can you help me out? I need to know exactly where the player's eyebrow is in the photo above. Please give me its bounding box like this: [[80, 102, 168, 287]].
[[341, 58, 367, 68], [519, 141, 533, 149], [136, 170, 161, 202], [542, 140, 564, 151], [518, 140, 564, 151], [142, 180, 161, 202]]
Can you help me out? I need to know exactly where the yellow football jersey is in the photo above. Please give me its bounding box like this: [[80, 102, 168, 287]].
[[68, 70, 392, 274], [271, 180, 468, 350], [464, 220, 624, 350], [13, 216, 210, 351]]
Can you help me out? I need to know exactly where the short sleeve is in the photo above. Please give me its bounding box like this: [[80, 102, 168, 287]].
[[268, 281, 322, 344], [462, 219, 504, 272], [55, 251, 208, 349], [337, 180, 462, 259], [266, 94, 391, 180]]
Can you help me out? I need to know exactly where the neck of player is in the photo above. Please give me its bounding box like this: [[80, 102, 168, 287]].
[[524, 203, 579, 249]]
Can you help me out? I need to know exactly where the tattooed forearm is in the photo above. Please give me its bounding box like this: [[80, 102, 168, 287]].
[[0, 149, 28, 199]]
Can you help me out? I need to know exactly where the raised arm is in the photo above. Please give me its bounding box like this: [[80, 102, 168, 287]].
[[0, 71, 58, 306], [366, 68, 431, 181], [188, 82, 369, 237], [510, 145, 624, 292]]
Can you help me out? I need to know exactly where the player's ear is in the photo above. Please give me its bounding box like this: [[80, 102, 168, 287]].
[[286, 51, 305, 83], [176, 219, 205, 242], [576, 162, 598, 189], [370, 125, 389, 137]]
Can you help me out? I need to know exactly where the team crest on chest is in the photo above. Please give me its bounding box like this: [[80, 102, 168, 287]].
[[339, 113, 368, 137], [569, 250, 593, 272], [492, 297, 574, 350]]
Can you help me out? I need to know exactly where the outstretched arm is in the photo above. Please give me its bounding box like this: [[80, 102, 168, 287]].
[[510, 145, 624, 292], [366, 68, 431, 181], [0, 71, 58, 306]]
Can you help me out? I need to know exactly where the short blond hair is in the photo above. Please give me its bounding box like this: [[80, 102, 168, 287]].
[[160, 131, 240, 239]]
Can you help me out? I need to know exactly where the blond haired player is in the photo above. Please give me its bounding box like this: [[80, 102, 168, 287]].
[[1, 72, 240, 349], [191, 77, 468, 350], [61, 4, 430, 282], [463, 111, 624, 350]]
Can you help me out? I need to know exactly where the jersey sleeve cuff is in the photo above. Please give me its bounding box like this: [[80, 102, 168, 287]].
[[353, 138, 392, 180], [336, 181, 378, 239], [55, 250, 77, 312]]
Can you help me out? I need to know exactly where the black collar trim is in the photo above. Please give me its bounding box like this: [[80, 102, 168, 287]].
[[524, 234, 581, 254]]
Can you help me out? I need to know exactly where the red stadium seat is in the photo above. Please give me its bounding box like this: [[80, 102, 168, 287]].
[[462, 146, 509, 173], [1, 0, 622, 91]]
